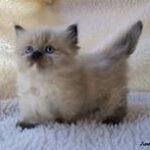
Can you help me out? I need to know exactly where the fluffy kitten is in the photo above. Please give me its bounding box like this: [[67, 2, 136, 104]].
[[15, 21, 143, 129]]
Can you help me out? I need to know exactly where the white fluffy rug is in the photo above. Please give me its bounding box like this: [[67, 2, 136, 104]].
[[0, 91, 150, 150]]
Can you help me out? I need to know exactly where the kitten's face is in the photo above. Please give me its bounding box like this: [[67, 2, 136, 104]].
[[15, 24, 79, 70]]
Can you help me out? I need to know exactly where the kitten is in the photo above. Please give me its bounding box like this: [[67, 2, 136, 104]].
[[15, 21, 143, 129]]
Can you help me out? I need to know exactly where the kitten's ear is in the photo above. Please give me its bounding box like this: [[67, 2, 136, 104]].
[[66, 24, 78, 44], [14, 25, 25, 36], [107, 20, 143, 60]]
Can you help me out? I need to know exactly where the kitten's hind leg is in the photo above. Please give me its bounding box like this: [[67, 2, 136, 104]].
[[102, 104, 127, 125]]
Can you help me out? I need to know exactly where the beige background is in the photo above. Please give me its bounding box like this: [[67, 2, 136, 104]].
[[0, 0, 150, 99]]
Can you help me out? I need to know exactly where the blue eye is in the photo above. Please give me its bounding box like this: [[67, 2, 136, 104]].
[[25, 46, 34, 53], [45, 46, 55, 54]]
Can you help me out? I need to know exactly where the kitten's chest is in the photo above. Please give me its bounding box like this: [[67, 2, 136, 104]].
[[29, 75, 60, 96], [25, 71, 71, 98], [19, 67, 84, 103]]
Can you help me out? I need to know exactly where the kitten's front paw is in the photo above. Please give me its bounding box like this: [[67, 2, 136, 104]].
[[16, 121, 37, 129]]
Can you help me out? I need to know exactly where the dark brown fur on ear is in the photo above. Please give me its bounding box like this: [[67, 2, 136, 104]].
[[14, 24, 25, 36], [66, 24, 78, 44]]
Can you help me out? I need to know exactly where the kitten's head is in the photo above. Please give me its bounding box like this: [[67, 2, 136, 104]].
[[14, 24, 79, 70]]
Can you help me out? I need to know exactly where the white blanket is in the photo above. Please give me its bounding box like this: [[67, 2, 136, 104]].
[[0, 91, 150, 150]]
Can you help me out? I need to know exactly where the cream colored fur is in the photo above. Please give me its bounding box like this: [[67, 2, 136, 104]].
[[15, 21, 142, 125]]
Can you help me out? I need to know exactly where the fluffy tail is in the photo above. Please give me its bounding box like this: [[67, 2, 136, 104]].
[[82, 21, 143, 69], [104, 21, 143, 62]]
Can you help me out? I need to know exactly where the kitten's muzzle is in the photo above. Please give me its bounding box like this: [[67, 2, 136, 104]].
[[31, 51, 43, 60]]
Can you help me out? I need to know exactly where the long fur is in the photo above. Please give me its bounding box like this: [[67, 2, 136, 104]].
[[15, 21, 143, 125]]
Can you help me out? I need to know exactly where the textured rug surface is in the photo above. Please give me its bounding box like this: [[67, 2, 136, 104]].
[[0, 91, 150, 150]]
